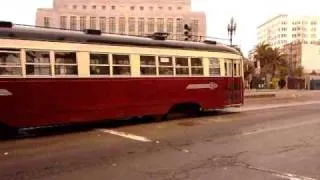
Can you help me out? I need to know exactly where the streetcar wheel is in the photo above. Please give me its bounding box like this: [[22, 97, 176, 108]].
[[0, 123, 18, 139], [184, 105, 202, 117]]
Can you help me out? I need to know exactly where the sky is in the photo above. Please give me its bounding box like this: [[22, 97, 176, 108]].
[[0, 0, 320, 56]]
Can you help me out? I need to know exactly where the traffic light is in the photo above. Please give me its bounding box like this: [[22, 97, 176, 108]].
[[184, 24, 192, 41]]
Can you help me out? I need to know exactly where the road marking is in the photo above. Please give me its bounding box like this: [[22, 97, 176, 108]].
[[101, 129, 152, 142], [239, 163, 317, 180], [276, 173, 317, 180], [243, 119, 320, 136]]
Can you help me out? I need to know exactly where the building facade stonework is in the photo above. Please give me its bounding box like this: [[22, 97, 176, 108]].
[[36, 0, 206, 40]]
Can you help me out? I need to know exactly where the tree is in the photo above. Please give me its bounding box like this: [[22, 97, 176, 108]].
[[244, 62, 255, 79], [311, 70, 317, 75], [292, 66, 304, 77], [254, 42, 288, 78]]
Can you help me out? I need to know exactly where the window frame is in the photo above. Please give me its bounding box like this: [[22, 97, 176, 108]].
[[158, 56, 174, 76], [111, 54, 131, 76], [25, 50, 52, 77], [89, 53, 110, 76], [209, 58, 220, 76], [0, 49, 22, 77], [175, 56, 190, 76], [140, 55, 157, 76], [54, 51, 78, 76], [190, 57, 204, 76]]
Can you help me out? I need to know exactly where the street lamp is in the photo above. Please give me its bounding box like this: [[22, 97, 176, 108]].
[[227, 17, 237, 46]]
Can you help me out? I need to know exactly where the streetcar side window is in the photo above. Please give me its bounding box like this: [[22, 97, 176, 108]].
[[0, 49, 22, 76], [112, 54, 131, 75], [191, 58, 203, 76], [209, 58, 220, 76], [175, 57, 189, 76], [54, 52, 78, 75], [26, 50, 51, 76], [140, 55, 156, 75], [158, 56, 173, 75], [90, 53, 110, 75], [224, 62, 227, 76], [233, 63, 237, 76]]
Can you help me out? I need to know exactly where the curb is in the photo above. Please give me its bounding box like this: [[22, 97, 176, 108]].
[[244, 93, 276, 99]]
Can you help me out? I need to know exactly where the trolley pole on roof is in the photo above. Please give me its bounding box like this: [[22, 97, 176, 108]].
[[227, 17, 237, 46]]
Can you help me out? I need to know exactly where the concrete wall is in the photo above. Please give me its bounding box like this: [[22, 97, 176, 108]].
[[301, 44, 320, 73]]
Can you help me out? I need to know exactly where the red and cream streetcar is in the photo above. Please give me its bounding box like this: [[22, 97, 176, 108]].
[[0, 22, 244, 135]]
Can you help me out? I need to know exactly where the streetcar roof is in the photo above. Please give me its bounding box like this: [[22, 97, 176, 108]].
[[0, 25, 241, 55]]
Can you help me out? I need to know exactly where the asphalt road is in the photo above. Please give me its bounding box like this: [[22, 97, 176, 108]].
[[1, 100, 320, 180]]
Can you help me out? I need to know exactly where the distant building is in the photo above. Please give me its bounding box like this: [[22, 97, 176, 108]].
[[36, 0, 206, 40], [282, 42, 320, 73], [257, 14, 320, 48]]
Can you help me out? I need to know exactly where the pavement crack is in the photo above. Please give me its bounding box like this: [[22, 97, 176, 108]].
[[165, 152, 245, 180]]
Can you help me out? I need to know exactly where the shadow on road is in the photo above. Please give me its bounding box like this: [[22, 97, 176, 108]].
[[0, 110, 238, 141]]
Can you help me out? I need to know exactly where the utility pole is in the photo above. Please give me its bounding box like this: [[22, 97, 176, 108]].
[[227, 17, 237, 46]]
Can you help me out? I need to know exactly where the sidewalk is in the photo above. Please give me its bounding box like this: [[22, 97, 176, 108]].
[[244, 89, 320, 99]]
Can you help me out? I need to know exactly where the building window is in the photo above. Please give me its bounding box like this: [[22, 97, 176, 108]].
[[176, 18, 183, 33], [111, 6, 116, 10], [90, 53, 109, 75], [167, 18, 173, 33], [157, 18, 164, 32], [168, 7, 172, 10], [92, 5, 96, 9], [209, 58, 220, 76], [175, 57, 189, 75], [112, 55, 131, 75], [90, 17, 96, 29], [73, 5, 77, 9], [130, 6, 135, 10], [311, 34, 317, 38], [70, 16, 77, 30], [191, 58, 203, 75], [60, 16, 67, 29], [177, 6, 182, 10], [128, 17, 135, 35], [80, 16, 86, 31], [44, 17, 50, 28], [138, 18, 145, 36], [158, 6, 163, 10], [140, 6, 144, 10], [149, 6, 153, 11], [26, 50, 51, 76], [191, 20, 199, 40], [54, 52, 78, 75], [147, 18, 155, 33], [102, 5, 106, 10], [0, 49, 22, 76], [99, 17, 106, 32], [109, 17, 116, 33], [119, 17, 126, 34], [158, 56, 173, 75], [140, 56, 156, 75], [83, 5, 87, 9]]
